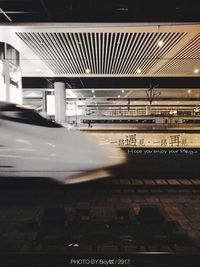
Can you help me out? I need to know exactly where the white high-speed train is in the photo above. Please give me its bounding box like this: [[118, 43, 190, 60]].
[[0, 102, 125, 183]]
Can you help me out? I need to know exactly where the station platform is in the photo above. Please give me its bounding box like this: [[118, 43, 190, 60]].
[[77, 126, 200, 132], [0, 176, 199, 266]]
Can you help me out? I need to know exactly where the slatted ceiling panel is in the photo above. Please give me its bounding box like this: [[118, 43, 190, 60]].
[[17, 31, 187, 75], [63, 33, 79, 74], [132, 32, 185, 74], [112, 32, 128, 73], [156, 34, 200, 75], [19, 32, 56, 74], [175, 34, 200, 59], [85, 33, 94, 73], [116, 32, 136, 74], [119, 31, 185, 75], [157, 59, 200, 76]]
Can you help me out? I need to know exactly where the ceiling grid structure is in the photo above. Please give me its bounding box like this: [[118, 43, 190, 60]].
[[0, 2, 199, 112], [16, 30, 188, 76], [156, 33, 200, 75], [11, 24, 199, 77]]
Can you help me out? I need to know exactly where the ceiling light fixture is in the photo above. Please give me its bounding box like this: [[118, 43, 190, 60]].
[[39, 41, 45, 46], [188, 89, 191, 93], [93, 95, 96, 98], [136, 69, 141, 74], [116, 6, 129, 11], [121, 89, 124, 93], [194, 69, 199, 74], [157, 40, 164, 47], [91, 90, 95, 93], [85, 68, 91, 74], [118, 95, 121, 98]]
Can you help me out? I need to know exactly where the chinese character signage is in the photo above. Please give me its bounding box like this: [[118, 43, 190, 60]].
[[88, 132, 200, 148]]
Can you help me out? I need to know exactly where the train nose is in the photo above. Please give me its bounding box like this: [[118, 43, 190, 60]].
[[47, 129, 126, 183], [83, 138, 125, 168], [61, 130, 125, 170], [61, 131, 126, 184]]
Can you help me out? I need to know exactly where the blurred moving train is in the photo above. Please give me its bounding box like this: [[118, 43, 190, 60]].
[[0, 102, 125, 183]]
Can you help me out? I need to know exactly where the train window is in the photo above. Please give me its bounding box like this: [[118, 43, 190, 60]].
[[0, 102, 27, 112], [0, 104, 62, 128], [182, 119, 200, 124], [80, 117, 166, 125], [185, 119, 200, 124]]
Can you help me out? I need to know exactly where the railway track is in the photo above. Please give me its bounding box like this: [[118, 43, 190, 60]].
[[0, 178, 199, 265], [80, 177, 200, 194], [0, 177, 200, 192], [0, 177, 199, 205]]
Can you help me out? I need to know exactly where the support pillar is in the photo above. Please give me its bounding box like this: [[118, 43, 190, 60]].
[[41, 91, 47, 117], [54, 82, 66, 124], [1, 42, 22, 103], [4, 60, 10, 101], [146, 105, 151, 116]]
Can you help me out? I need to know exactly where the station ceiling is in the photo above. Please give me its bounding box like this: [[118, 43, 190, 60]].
[[1, 23, 200, 79], [0, 1, 200, 110], [16, 24, 200, 77]]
